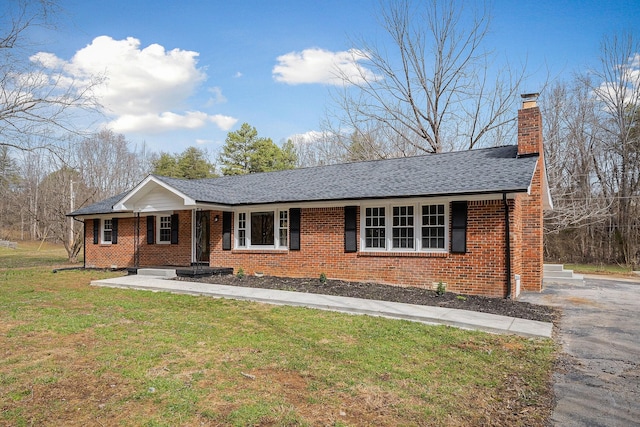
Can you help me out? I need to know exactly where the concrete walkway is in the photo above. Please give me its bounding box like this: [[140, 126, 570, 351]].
[[91, 275, 553, 338]]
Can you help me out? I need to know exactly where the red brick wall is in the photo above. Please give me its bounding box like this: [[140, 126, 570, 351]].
[[83, 196, 540, 297], [520, 168, 544, 291], [85, 217, 136, 268], [84, 210, 193, 268], [213, 201, 514, 297]]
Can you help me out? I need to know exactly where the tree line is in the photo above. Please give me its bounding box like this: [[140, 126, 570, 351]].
[[0, 125, 296, 261], [542, 34, 640, 267], [1, 0, 638, 267]]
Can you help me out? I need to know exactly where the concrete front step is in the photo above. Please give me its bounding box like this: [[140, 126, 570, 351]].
[[136, 268, 177, 278], [546, 270, 579, 278], [543, 263, 584, 284], [543, 263, 565, 272]]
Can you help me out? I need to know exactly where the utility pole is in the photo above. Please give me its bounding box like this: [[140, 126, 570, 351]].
[[69, 180, 74, 247]]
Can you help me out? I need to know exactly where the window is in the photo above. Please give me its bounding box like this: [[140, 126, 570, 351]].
[[158, 215, 172, 243], [279, 210, 288, 247], [362, 202, 447, 252], [238, 212, 247, 247], [251, 212, 274, 245], [365, 207, 386, 249], [422, 204, 445, 249], [235, 209, 289, 249], [102, 219, 113, 243], [393, 206, 414, 249]]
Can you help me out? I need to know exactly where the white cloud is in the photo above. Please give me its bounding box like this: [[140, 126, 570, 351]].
[[593, 53, 640, 107], [288, 130, 325, 144], [273, 48, 379, 86], [209, 114, 237, 130], [33, 36, 237, 133], [233, 71, 243, 78], [206, 86, 227, 105], [108, 111, 237, 134], [30, 52, 66, 69]]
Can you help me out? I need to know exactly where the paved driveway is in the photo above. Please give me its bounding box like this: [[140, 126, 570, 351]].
[[520, 277, 640, 426]]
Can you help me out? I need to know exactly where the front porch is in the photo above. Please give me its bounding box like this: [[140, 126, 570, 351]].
[[126, 266, 234, 279]]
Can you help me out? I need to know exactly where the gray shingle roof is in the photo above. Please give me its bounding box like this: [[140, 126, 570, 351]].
[[68, 191, 129, 216], [70, 145, 538, 216]]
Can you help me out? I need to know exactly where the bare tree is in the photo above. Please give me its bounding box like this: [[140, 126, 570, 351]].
[[589, 33, 640, 266], [543, 33, 640, 267], [6, 130, 148, 260], [332, 0, 525, 155], [74, 129, 150, 201], [542, 79, 611, 261], [0, 0, 101, 151]]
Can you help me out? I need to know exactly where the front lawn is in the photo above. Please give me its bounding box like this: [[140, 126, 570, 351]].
[[0, 247, 556, 426]]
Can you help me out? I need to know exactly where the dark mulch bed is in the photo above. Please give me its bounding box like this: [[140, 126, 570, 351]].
[[178, 274, 558, 324]]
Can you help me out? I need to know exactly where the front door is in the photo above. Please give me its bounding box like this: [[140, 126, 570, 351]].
[[194, 211, 210, 265]]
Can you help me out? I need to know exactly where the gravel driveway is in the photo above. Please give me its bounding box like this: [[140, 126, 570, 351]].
[[520, 277, 640, 426]]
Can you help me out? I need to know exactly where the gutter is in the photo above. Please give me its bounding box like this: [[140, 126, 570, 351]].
[[503, 192, 512, 299]]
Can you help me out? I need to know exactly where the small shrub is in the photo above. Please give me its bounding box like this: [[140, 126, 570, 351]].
[[436, 280, 446, 296], [456, 295, 467, 301], [237, 268, 245, 279], [319, 272, 327, 284]]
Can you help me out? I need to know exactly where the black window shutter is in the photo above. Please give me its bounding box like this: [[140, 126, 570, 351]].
[[344, 206, 357, 253], [170, 214, 179, 244], [451, 201, 467, 253], [93, 219, 99, 244], [147, 216, 155, 244], [222, 211, 232, 250], [112, 218, 119, 244], [289, 208, 301, 251]]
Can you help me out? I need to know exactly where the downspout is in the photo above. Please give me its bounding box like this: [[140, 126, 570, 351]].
[[503, 192, 512, 299]]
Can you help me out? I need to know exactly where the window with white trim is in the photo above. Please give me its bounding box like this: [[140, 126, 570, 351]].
[[392, 206, 414, 249], [364, 207, 386, 249], [235, 209, 288, 249], [279, 210, 288, 247], [422, 204, 446, 249], [102, 219, 113, 244], [362, 202, 448, 252], [158, 215, 172, 243], [238, 212, 247, 247]]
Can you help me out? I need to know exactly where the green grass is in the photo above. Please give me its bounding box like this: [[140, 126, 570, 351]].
[[0, 240, 76, 268], [565, 263, 637, 276], [0, 244, 557, 426]]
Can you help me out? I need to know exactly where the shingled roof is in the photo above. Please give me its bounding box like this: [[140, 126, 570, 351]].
[[70, 145, 539, 216]]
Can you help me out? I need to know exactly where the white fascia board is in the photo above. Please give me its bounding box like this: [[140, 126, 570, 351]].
[[113, 175, 197, 211]]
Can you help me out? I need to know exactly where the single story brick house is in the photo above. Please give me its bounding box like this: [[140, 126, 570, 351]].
[[70, 97, 552, 298]]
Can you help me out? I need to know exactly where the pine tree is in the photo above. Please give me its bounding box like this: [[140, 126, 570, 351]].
[[219, 123, 297, 175]]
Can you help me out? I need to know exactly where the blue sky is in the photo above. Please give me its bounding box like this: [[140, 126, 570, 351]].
[[24, 0, 640, 155]]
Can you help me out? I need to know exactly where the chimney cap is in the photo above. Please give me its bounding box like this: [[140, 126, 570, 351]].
[[521, 92, 540, 100], [521, 92, 540, 109]]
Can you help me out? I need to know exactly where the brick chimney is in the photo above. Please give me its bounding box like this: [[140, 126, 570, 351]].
[[516, 92, 546, 295], [517, 93, 543, 157]]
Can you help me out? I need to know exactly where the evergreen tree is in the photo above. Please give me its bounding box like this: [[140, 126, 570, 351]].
[[219, 123, 297, 175], [151, 147, 216, 179]]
